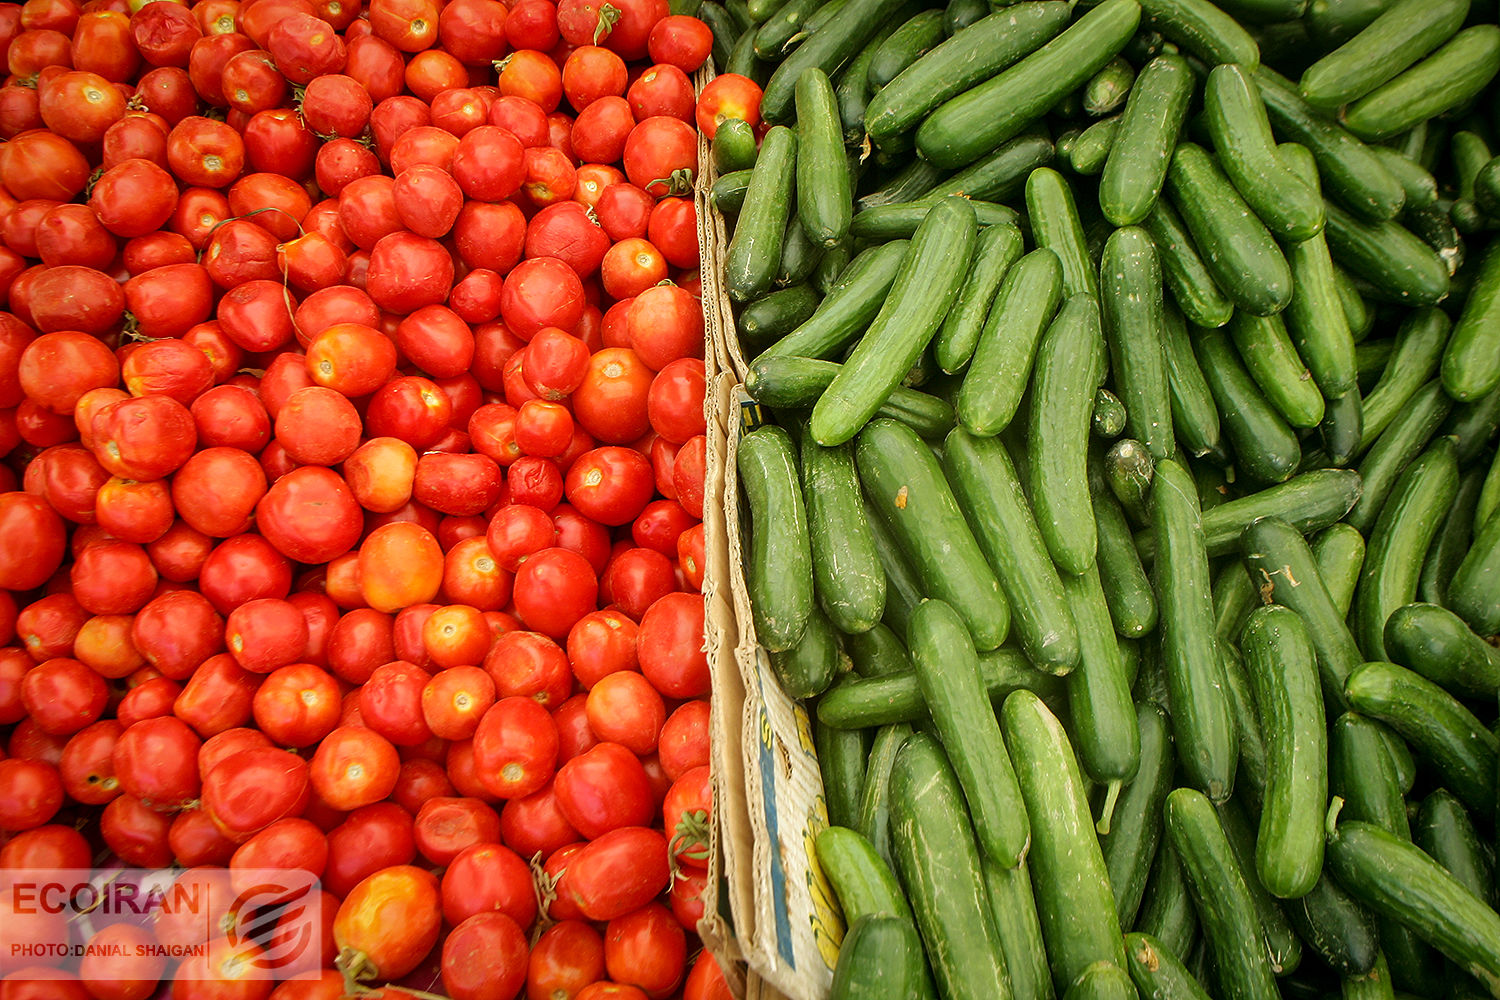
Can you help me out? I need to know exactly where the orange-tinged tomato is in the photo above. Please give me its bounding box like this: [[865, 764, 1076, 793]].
[[332, 865, 442, 983], [358, 521, 444, 613]]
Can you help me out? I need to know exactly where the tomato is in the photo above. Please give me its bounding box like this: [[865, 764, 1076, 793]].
[[419, 664, 495, 740], [413, 795, 500, 866], [359, 522, 445, 613], [256, 465, 364, 566], [334, 866, 441, 985], [562, 826, 670, 921], [412, 452, 504, 517], [252, 662, 340, 747], [323, 802, 417, 899], [601, 546, 675, 622], [681, 951, 735, 1000], [647, 15, 711, 72], [694, 72, 761, 138], [0, 822, 90, 869], [480, 629, 570, 709], [526, 920, 604, 1000], [627, 284, 703, 372], [0, 758, 63, 830], [302, 72, 373, 137], [100, 792, 174, 868], [496, 48, 562, 111], [500, 256, 586, 339], [553, 740, 654, 839], [202, 746, 310, 837], [637, 591, 709, 699], [226, 597, 308, 675], [525, 201, 610, 279], [657, 699, 709, 782], [584, 671, 664, 756], [471, 695, 558, 799], [366, 375, 454, 451], [512, 546, 598, 639], [78, 922, 165, 1000], [604, 902, 686, 999], [672, 434, 706, 519], [366, 230, 455, 314], [305, 322, 398, 397], [626, 63, 693, 123], [564, 446, 655, 527], [111, 714, 201, 810], [562, 44, 626, 111], [621, 116, 694, 197]]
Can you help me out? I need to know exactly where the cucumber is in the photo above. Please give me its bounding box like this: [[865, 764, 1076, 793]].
[[848, 198, 1021, 239], [1347, 660, 1498, 818], [794, 68, 852, 249], [776, 213, 824, 288], [1204, 64, 1324, 243], [1441, 241, 1500, 402], [1093, 477, 1160, 639], [856, 418, 1010, 650], [1239, 605, 1327, 900], [1346, 379, 1452, 535], [1028, 167, 1100, 303], [1320, 391, 1364, 468], [1101, 701, 1176, 929], [835, 14, 904, 142], [983, 858, 1056, 1000], [1124, 932, 1213, 1000], [863, 2, 1074, 143], [1448, 500, 1500, 636], [713, 118, 760, 174], [957, 248, 1066, 436], [815, 824, 917, 924], [1102, 227, 1175, 460], [856, 159, 944, 211], [945, 429, 1081, 674], [738, 284, 822, 349], [1340, 950, 1395, 1000], [1061, 559, 1142, 800], [815, 647, 1064, 729], [1342, 26, 1500, 143], [1105, 438, 1156, 529], [816, 709, 868, 828], [856, 721, 911, 864], [943, 0, 987, 33], [1152, 457, 1237, 804], [757, 0, 913, 123], [758, 240, 907, 362], [1030, 295, 1109, 575], [1445, 385, 1500, 467], [711, 168, 753, 214], [1418, 466, 1483, 606], [1368, 146, 1439, 210], [915, 0, 1142, 169], [1329, 712, 1410, 839], [866, 8, 945, 90], [770, 602, 842, 698], [1064, 961, 1137, 1000], [725, 126, 797, 303], [919, 133, 1057, 206], [1084, 56, 1136, 117], [1095, 389, 1130, 440], [865, 489, 924, 639], [1228, 311, 1326, 431], [829, 914, 933, 1000], [1213, 795, 1305, 974], [738, 425, 814, 653], [1322, 201, 1450, 307], [935, 223, 1025, 374], [1137, 844, 1200, 961], [1219, 644, 1269, 804], [1415, 788, 1495, 908], [810, 196, 977, 446], [1281, 873, 1381, 977], [889, 733, 1012, 1000], [1101, 55, 1195, 232], [1138, 0, 1259, 68], [1211, 560, 1257, 649], [747, 356, 956, 438], [1241, 515, 1364, 712], [1384, 602, 1500, 700], [1356, 307, 1450, 452], [1161, 304, 1226, 461], [1067, 117, 1120, 176], [1193, 323, 1302, 484], [1164, 787, 1281, 1000], [1280, 143, 1358, 401], [1298, 0, 1471, 109], [1164, 143, 1293, 318], [1002, 689, 1130, 992], [753, 0, 833, 58], [801, 436, 885, 635], [848, 624, 909, 678], [909, 598, 1030, 868], [699, 2, 740, 68], [1324, 815, 1500, 996]]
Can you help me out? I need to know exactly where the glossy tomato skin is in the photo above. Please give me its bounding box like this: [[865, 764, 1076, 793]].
[[512, 546, 598, 639], [471, 695, 558, 799], [441, 912, 529, 1000], [553, 741, 654, 838], [333, 865, 441, 982], [605, 901, 687, 999], [563, 825, 670, 921]]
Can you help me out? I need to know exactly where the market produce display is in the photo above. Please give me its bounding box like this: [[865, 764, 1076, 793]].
[[0, 0, 738, 996], [708, 0, 1500, 995]]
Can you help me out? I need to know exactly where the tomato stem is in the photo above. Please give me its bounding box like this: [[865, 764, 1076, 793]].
[[593, 3, 621, 44]]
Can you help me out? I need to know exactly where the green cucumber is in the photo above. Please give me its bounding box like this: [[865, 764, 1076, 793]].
[[1448, 499, 1500, 636], [770, 602, 843, 698], [1228, 311, 1326, 430], [1336, 267, 1378, 342], [1101, 701, 1176, 929], [856, 417, 1010, 650], [1030, 295, 1108, 574], [1164, 787, 1281, 1000], [1138, 0, 1259, 68], [945, 429, 1081, 674], [848, 624, 909, 678], [1384, 602, 1500, 700], [1064, 961, 1137, 1000], [1356, 307, 1449, 452], [1193, 323, 1302, 484], [1152, 457, 1238, 803], [1211, 561, 1257, 650], [794, 68, 852, 249], [1323, 201, 1451, 307], [711, 168, 753, 214], [753, 0, 832, 58], [1093, 477, 1159, 639], [1313, 523, 1366, 619], [746, 356, 956, 438], [737, 284, 821, 349], [856, 721, 911, 865], [801, 436, 885, 635], [1095, 389, 1129, 440], [943, 0, 987, 33], [1415, 788, 1495, 908], [738, 425, 814, 653], [776, 213, 824, 288], [1125, 932, 1213, 1000], [919, 132, 1057, 205], [815, 647, 1064, 729], [1100, 53, 1195, 227], [957, 248, 1066, 436], [847, 198, 1021, 239], [1441, 241, 1500, 402], [1137, 845, 1200, 960], [829, 914, 934, 1000], [1298, 0, 1471, 109], [889, 733, 1012, 1000], [1219, 644, 1269, 804], [725, 126, 797, 303], [816, 709, 868, 828], [816, 824, 917, 924], [983, 858, 1055, 1000], [1214, 795, 1304, 974], [1330, 712, 1410, 840], [866, 8, 945, 90], [1061, 559, 1141, 800], [865, 489, 924, 639], [810, 196, 977, 445], [1084, 56, 1136, 117], [1239, 605, 1327, 900], [1067, 117, 1120, 176], [855, 159, 944, 211], [699, 2, 740, 69], [1002, 689, 1130, 992], [758, 0, 912, 123], [1342, 26, 1500, 143], [1028, 167, 1100, 302], [1418, 466, 1483, 606], [914, 0, 1142, 169], [1281, 874, 1381, 977], [1280, 143, 1358, 401], [1346, 379, 1452, 535], [757, 240, 907, 362], [1161, 304, 1225, 461], [1102, 227, 1175, 460], [1340, 950, 1395, 1000], [935, 223, 1025, 374], [1164, 143, 1292, 318], [1105, 438, 1156, 529], [1444, 385, 1500, 466], [834, 13, 904, 142], [1320, 391, 1364, 468], [713, 118, 760, 174]]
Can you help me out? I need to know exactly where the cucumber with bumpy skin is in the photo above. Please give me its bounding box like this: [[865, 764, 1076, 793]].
[[1102, 227, 1174, 460], [801, 436, 885, 635], [738, 425, 814, 653], [1100, 53, 1195, 227], [958, 249, 1066, 437]]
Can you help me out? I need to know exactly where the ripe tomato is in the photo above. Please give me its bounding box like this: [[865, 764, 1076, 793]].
[[622, 116, 695, 196], [0, 757, 64, 830], [561, 825, 670, 921], [585, 671, 664, 756], [682, 951, 735, 1000], [442, 912, 530, 1000], [553, 740, 654, 839], [512, 546, 598, 639], [694, 72, 761, 138], [663, 763, 711, 870], [526, 920, 605, 1000], [202, 746, 310, 837], [471, 695, 558, 799], [657, 699, 709, 781], [333, 866, 441, 984], [605, 902, 687, 999], [252, 662, 341, 747], [413, 795, 500, 866], [112, 715, 202, 811], [638, 591, 709, 699], [359, 522, 445, 613]]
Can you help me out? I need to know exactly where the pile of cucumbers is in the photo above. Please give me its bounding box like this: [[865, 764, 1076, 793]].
[[710, 0, 1500, 994]]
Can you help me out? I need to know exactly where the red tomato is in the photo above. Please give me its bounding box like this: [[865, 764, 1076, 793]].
[[622, 116, 695, 197], [500, 255, 586, 339], [562, 825, 670, 921], [414, 795, 501, 866], [553, 741, 653, 839], [512, 546, 598, 639], [323, 802, 418, 899], [638, 591, 709, 699], [526, 920, 605, 1000], [252, 662, 341, 747], [498, 781, 580, 860], [584, 671, 664, 756], [663, 763, 711, 871], [647, 15, 712, 72], [77, 922, 165, 1000], [202, 746, 310, 837], [333, 866, 441, 983], [565, 446, 655, 526], [682, 951, 736, 1000], [657, 699, 710, 781], [442, 912, 529, 1000], [112, 715, 201, 811], [605, 902, 687, 999], [359, 522, 445, 613], [471, 695, 559, 799], [0, 758, 64, 830]]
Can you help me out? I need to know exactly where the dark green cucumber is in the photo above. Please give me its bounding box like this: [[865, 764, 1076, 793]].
[[1028, 167, 1100, 302], [1441, 241, 1500, 403], [801, 435, 885, 635], [747, 356, 956, 438], [815, 647, 1063, 729], [1137, 845, 1200, 960], [725, 22, 767, 79], [713, 118, 760, 174], [1303, 0, 1386, 48], [1204, 64, 1324, 242], [1093, 477, 1159, 639], [1385, 602, 1500, 700], [1061, 559, 1141, 801], [1298, 0, 1470, 109], [855, 417, 1010, 650], [888, 733, 1011, 1000], [1322, 201, 1450, 307], [1084, 56, 1135, 117], [1067, 117, 1119, 176], [1346, 660, 1498, 818], [1101, 53, 1196, 227], [863, 2, 1074, 143], [1164, 787, 1281, 1000], [758, 240, 907, 363], [1448, 500, 1500, 636], [816, 824, 917, 924], [1219, 644, 1269, 804], [753, 0, 832, 58], [1102, 227, 1175, 460], [945, 429, 1081, 674], [1104, 438, 1155, 529], [1415, 788, 1495, 908], [738, 425, 814, 652], [1280, 143, 1358, 401], [982, 858, 1054, 1000], [1193, 324, 1303, 484], [1101, 701, 1176, 929], [1094, 389, 1129, 440], [1346, 379, 1452, 535], [855, 158, 944, 212], [711, 168, 753, 214], [1124, 932, 1213, 1000], [737, 284, 821, 349], [1324, 816, 1500, 995], [1241, 515, 1363, 712], [794, 68, 852, 249], [914, 0, 1142, 170], [1161, 304, 1225, 461], [1369, 145, 1439, 212], [725, 126, 797, 303], [1152, 457, 1237, 803], [829, 914, 933, 1000], [1418, 467, 1483, 607], [1319, 391, 1364, 469], [1002, 689, 1130, 992], [918, 132, 1056, 206], [1342, 26, 1500, 143], [1329, 712, 1410, 838], [855, 721, 910, 866], [1356, 307, 1449, 452], [1164, 143, 1293, 318], [1214, 794, 1305, 973], [816, 710, 868, 828], [776, 213, 824, 288], [848, 623, 910, 678], [943, 0, 987, 33], [1138, 0, 1258, 68], [864, 489, 924, 639], [1444, 384, 1500, 466], [770, 602, 843, 697], [811, 196, 978, 446], [1239, 605, 1327, 900], [834, 13, 905, 143], [847, 199, 1020, 240], [698, 1, 740, 69], [757, 0, 911, 123], [934, 223, 1025, 374], [957, 248, 1066, 436], [866, 8, 945, 90], [1211, 561, 1257, 650], [1280, 873, 1381, 977], [1228, 311, 1326, 431]]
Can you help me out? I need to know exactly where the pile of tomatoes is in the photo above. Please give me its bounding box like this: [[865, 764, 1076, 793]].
[[0, 0, 745, 994]]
